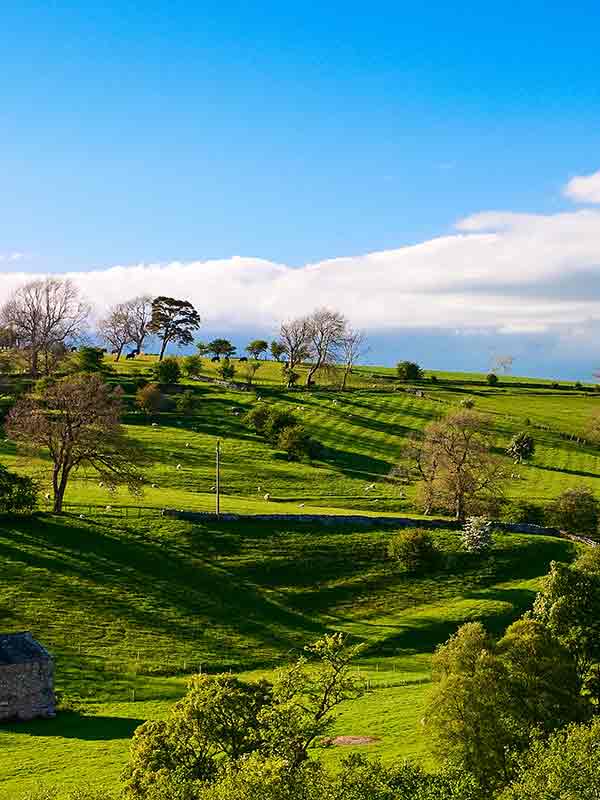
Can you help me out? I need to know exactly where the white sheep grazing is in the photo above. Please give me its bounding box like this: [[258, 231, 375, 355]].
[[79, 514, 85, 519], [210, 485, 216, 491], [151, 483, 158, 488], [98, 482, 104, 487], [151, 422, 158, 427], [299, 503, 305, 508], [185, 443, 190, 447], [105, 505, 112, 512], [44, 492, 51, 500], [264, 493, 271, 501], [176, 464, 182, 470]]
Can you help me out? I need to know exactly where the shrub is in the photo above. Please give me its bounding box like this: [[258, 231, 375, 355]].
[[77, 346, 108, 373], [396, 361, 423, 381], [136, 383, 163, 415], [430, 374, 438, 383], [504, 500, 546, 526], [153, 357, 181, 384], [486, 373, 498, 386], [387, 529, 438, 572], [244, 403, 271, 435], [460, 397, 475, 409], [276, 424, 317, 461], [462, 516, 494, 553], [282, 366, 300, 387], [182, 354, 203, 378], [0, 464, 37, 513], [506, 431, 535, 463], [216, 357, 236, 381], [264, 408, 298, 444], [175, 390, 195, 414], [546, 487, 599, 535]]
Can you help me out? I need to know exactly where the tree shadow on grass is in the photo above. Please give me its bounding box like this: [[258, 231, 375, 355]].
[[2, 710, 144, 740]]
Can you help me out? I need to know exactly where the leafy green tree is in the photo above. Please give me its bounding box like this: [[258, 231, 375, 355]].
[[486, 373, 498, 386], [396, 361, 423, 381], [240, 360, 261, 386], [500, 718, 600, 800], [246, 339, 268, 359], [208, 339, 236, 359], [148, 296, 201, 361], [153, 357, 181, 385], [270, 341, 285, 361], [182, 354, 203, 378], [196, 341, 211, 356], [506, 431, 535, 463], [0, 463, 37, 513], [77, 346, 107, 373], [426, 620, 584, 795], [387, 529, 438, 572], [135, 383, 162, 415], [216, 357, 236, 381], [276, 424, 316, 461], [546, 487, 599, 535]]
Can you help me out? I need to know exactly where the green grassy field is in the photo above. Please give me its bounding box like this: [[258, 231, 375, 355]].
[[0, 355, 597, 796], [0, 512, 576, 796]]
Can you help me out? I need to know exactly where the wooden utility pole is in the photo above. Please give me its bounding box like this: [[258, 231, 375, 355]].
[[215, 439, 221, 517]]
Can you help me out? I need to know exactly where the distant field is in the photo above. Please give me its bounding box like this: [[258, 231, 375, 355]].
[[0, 513, 575, 796]]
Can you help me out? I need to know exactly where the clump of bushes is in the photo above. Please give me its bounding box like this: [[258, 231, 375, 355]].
[[182, 354, 202, 378], [0, 463, 37, 513], [175, 390, 195, 415], [153, 357, 181, 384], [546, 487, 599, 536], [396, 361, 424, 381], [388, 529, 439, 572], [462, 516, 494, 553], [503, 500, 546, 526], [506, 431, 535, 463], [136, 382, 163, 415], [486, 373, 498, 386], [245, 403, 319, 461], [460, 397, 475, 409]]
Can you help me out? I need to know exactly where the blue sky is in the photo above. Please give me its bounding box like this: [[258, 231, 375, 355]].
[[2, 2, 600, 378]]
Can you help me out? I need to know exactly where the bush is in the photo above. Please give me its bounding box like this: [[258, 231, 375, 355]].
[[136, 382, 163, 415], [486, 373, 498, 386], [430, 374, 438, 383], [216, 357, 236, 381], [396, 361, 423, 381], [276, 424, 317, 461], [506, 431, 535, 463], [182, 354, 203, 378], [264, 408, 298, 444], [175, 390, 195, 414], [503, 500, 546, 526], [0, 464, 37, 513], [282, 366, 300, 386], [462, 516, 494, 553], [244, 403, 271, 435], [154, 357, 181, 384], [546, 487, 599, 535], [387, 529, 438, 572], [77, 347, 108, 373], [460, 397, 475, 409]]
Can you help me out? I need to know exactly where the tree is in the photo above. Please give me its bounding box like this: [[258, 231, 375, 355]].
[[153, 357, 181, 385], [207, 338, 236, 359], [0, 463, 37, 513], [387, 529, 438, 572], [216, 357, 236, 381], [0, 278, 90, 376], [396, 361, 423, 381], [6, 374, 144, 513], [304, 308, 348, 387], [97, 302, 132, 360], [240, 360, 262, 386], [500, 718, 600, 800], [246, 339, 268, 360], [77, 347, 108, 373], [182, 354, 203, 378], [175, 390, 195, 415], [278, 318, 311, 387], [270, 341, 286, 362], [486, 373, 498, 386], [506, 431, 534, 463], [276, 425, 316, 462], [196, 340, 211, 356], [426, 620, 584, 795], [124, 295, 153, 354], [340, 329, 367, 390], [148, 297, 201, 361], [546, 487, 599, 535], [136, 383, 163, 415], [401, 411, 507, 521]]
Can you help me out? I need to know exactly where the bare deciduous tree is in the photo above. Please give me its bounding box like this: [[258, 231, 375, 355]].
[[0, 278, 90, 376], [340, 329, 367, 390], [399, 410, 507, 520], [304, 308, 348, 387], [97, 303, 132, 360], [124, 295, 153, 354], [278, 317, 311, 387], [6, 374, 144, 513]]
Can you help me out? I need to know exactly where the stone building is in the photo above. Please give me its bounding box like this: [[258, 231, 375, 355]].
[[0, 632, 55, 721]]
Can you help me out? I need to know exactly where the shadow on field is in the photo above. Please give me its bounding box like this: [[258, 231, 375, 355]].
[[2, 710, 144, 740]]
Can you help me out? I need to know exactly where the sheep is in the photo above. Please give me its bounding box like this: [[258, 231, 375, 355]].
[[98, 482, 104, 487], [264, 493, 271, 501], [105, 505, 112, 512], [44, 492, 51, 500], [79, 514, 85, 519], [151, 483, 158, 488], [299, 503, 305, 508], [185, 442, 190, 447], [151, 422, 159, 427], [210, 485, 216, 491], [176, 464, 182, 470]]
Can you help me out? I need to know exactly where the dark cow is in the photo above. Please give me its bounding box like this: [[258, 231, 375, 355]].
[[211, 355, 220, 362], [238, 356, 248, 362], [125, 350, 138, 360]]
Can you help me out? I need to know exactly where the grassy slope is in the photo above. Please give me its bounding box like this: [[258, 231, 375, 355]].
[[0, 513, 575, 795]]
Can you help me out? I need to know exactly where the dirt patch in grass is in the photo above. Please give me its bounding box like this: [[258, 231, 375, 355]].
[[323, 735, 380, 746]]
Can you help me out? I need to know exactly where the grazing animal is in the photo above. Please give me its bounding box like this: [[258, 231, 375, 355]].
[[299, 503, 305, 508], [44, 492, 51, 500], [79, 514, 85, 519], [125, 351, 137, 360], [264, 493, 271, 501], [210, 485, 216, 491], [105, 505, 112, 512], [238, 356, 247, 362], [185, 443, 190, 447], [151, 483, 158, 488], [98, 482, 104, 487], [211, 355, 220, 362], [176, 464, 182, 470], [151, 422, 158, 427]]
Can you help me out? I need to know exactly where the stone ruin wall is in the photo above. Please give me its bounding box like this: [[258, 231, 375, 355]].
[[0, 658, 55, 721]]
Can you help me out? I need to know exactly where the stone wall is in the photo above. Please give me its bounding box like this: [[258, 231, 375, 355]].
[[0, 658, 55, 721]]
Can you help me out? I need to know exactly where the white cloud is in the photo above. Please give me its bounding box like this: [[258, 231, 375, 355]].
[[3, 174, 600, 344], [564, 169, 600, 204]]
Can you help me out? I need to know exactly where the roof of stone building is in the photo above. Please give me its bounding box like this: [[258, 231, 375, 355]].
[[0, 632, 51, 665]]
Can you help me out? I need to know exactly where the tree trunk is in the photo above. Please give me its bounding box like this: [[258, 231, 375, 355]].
[[159, 337, 168, 361], [306, 362, 320, 387], [455, 492, 465, 522], [115, 345, 123, 362], [341, 366, 350, 391], [52, 466, 69, 513]]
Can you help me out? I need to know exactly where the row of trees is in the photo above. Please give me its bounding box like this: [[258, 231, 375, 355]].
[[0, 278, 368, 387]]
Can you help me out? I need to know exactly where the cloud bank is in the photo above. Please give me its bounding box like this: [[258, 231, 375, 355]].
[[2, 172, 600, 349]]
